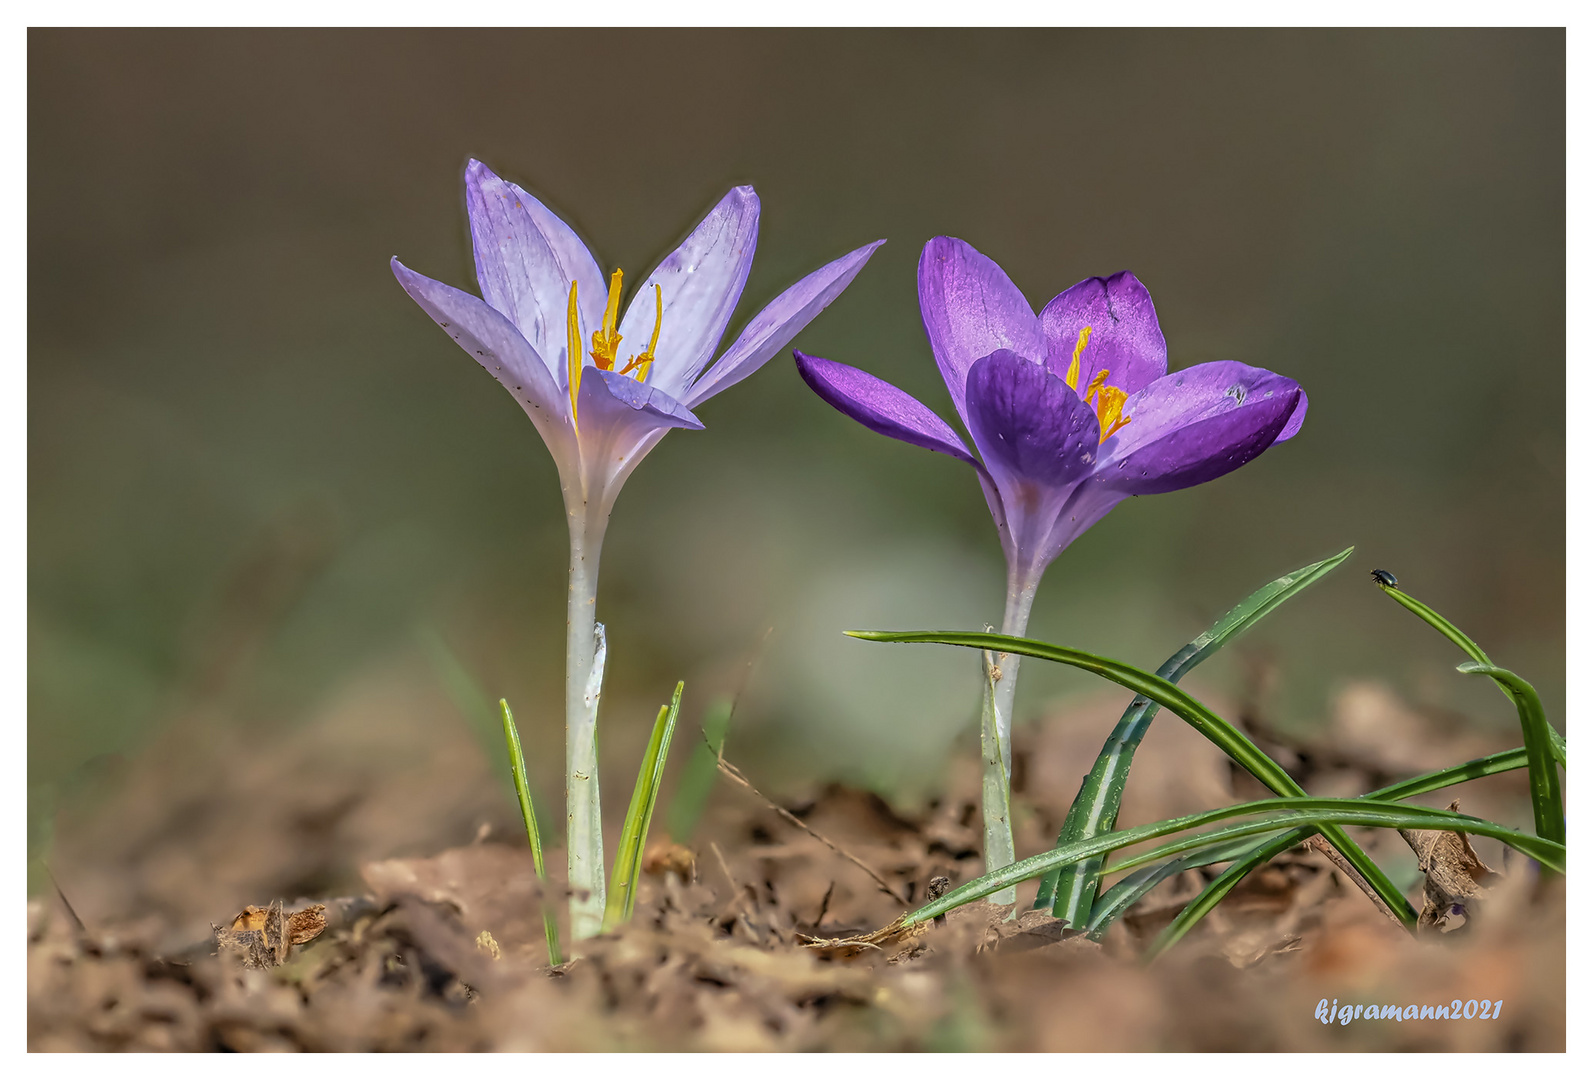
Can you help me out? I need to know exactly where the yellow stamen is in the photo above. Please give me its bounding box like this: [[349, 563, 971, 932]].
[[590, 269, 624, 370], [1095, 384, 1132, 442], [618, 284, 663, 383], [1082, 368, 1111, 405], [1064, 325, 1092, 390], [567, 280, 581, 427]]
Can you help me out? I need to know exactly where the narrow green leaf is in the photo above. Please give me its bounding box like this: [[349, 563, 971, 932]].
[[1087, 835, 1269, 939], [666, 696, 734, 844], [1374, 582, 1491, 666], [851, 628, 1418, 928], [1373, 580, 1563, 846], [604, 681, 685, 931], [1147, 829, 1301, 959], [1042, 547, 1353, 924], [1144, 744, 1535, 955], [901, 796, 1562, 927], [1457, 663, 1564, 846], [500, 699, 562, 967]]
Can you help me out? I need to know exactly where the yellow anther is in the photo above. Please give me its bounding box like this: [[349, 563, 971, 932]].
[[1064, 325, 1093, 390], [1082, 368, 1111, 404], [1094, 384, 1132, 442], [567, 280, 582, 427], [590, 269, 624, 369], [618, 284, 663, 383]]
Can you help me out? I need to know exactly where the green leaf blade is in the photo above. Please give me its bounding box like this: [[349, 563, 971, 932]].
[[499, 699, 562, 967], [851, 627, 1418, 928], [902, 796, 1562, 928], [1042, 547, 1353, 924], [605, 681, 686, 931], [1457, 663, 1564, 846]]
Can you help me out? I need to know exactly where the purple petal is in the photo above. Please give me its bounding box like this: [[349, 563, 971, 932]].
[[1041, 272, 1167, 396], [465, 160, 605, 383], [619, 187, 759, 397], [685, 240, 886, 408], [1277, 389, 1309, 442], [577, 367, 704, 437], [918, 237, 1045, 428], [1107, 361, 1303, 461], [391, 257, 570, 436], [964, 350, 1100, 489], [1098, 365, 1302, 495], [1041, 482, 1132, 568], [794, 350, 979, 468]]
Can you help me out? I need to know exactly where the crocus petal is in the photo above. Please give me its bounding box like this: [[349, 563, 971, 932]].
[[964, 350, 1101, 489], [619, 187, 760, 398], [465, 160, 606, 383], [1041, 481, 1132, 568], [918, 237, 1046, 428], [1105, 361, 1303, 462], [1099, 377, 1300, 496], [1276, 389, 1309, 442], [685, 240, 887, 408], [794, 350, 980, 468], [578, 367, 705, 436], [391, 257, 571, 443], [1041, 271, 1167, 396]]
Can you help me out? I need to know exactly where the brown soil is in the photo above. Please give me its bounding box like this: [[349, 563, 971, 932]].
[[29, 670, 1565, 1051]]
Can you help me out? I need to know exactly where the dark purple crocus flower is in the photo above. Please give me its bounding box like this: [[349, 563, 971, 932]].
[[795, 236, 1306, 884], [798, 237, 1306, 601]]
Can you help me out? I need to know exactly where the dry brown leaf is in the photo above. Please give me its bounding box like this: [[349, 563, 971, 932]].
[[212, 900, 326, 969], [1398, 800, 1499, 932]]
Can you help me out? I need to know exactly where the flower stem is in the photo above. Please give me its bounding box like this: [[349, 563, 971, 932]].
[[565, 506, 609, 941], [978, 561, 1039, 907]]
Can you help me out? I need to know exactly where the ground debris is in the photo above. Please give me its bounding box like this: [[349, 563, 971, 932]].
[[30, 685, 1565, 1051], [211, 900, 327, 969], [1399, 800, 1500, 933]]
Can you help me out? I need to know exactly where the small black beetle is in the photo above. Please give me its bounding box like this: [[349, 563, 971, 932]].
[[1370, 568, 1398, 588]]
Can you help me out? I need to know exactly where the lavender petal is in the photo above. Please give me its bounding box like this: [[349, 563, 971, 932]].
[[465, 159, 605, 383], [619, 187, 760, 398], [686, 240, 886, 407]]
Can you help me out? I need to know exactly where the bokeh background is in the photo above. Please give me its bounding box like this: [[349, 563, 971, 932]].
[[29, 29, 1564, 893]]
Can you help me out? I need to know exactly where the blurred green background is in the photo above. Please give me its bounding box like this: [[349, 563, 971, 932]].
[[29, 30, 1564, 853]]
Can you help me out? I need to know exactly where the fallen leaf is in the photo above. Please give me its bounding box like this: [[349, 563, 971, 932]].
[[1398, 800, 1499, 932]]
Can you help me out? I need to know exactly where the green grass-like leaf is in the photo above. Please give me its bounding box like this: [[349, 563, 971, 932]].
[[1102, 744, 1531, 951], [1456, 663, 1564, 845], [900, 795, 1562, 927], [604, 681, 685, 931], [850, 628, 1418, 928], [499, 699, 562, 967], [1087, 836, 1265, 939], [665, 696, 733, 844], [1374, 580, 1564, 847], [1042, 546, 1354, 924]]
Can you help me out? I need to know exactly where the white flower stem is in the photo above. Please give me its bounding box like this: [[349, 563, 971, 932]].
[[978, 560, 1039, 907], [565, 504, 609, 942]]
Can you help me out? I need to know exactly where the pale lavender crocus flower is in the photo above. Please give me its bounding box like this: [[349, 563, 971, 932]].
[[394, 160, 882, 938], [795, 236, 1305, 888]]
